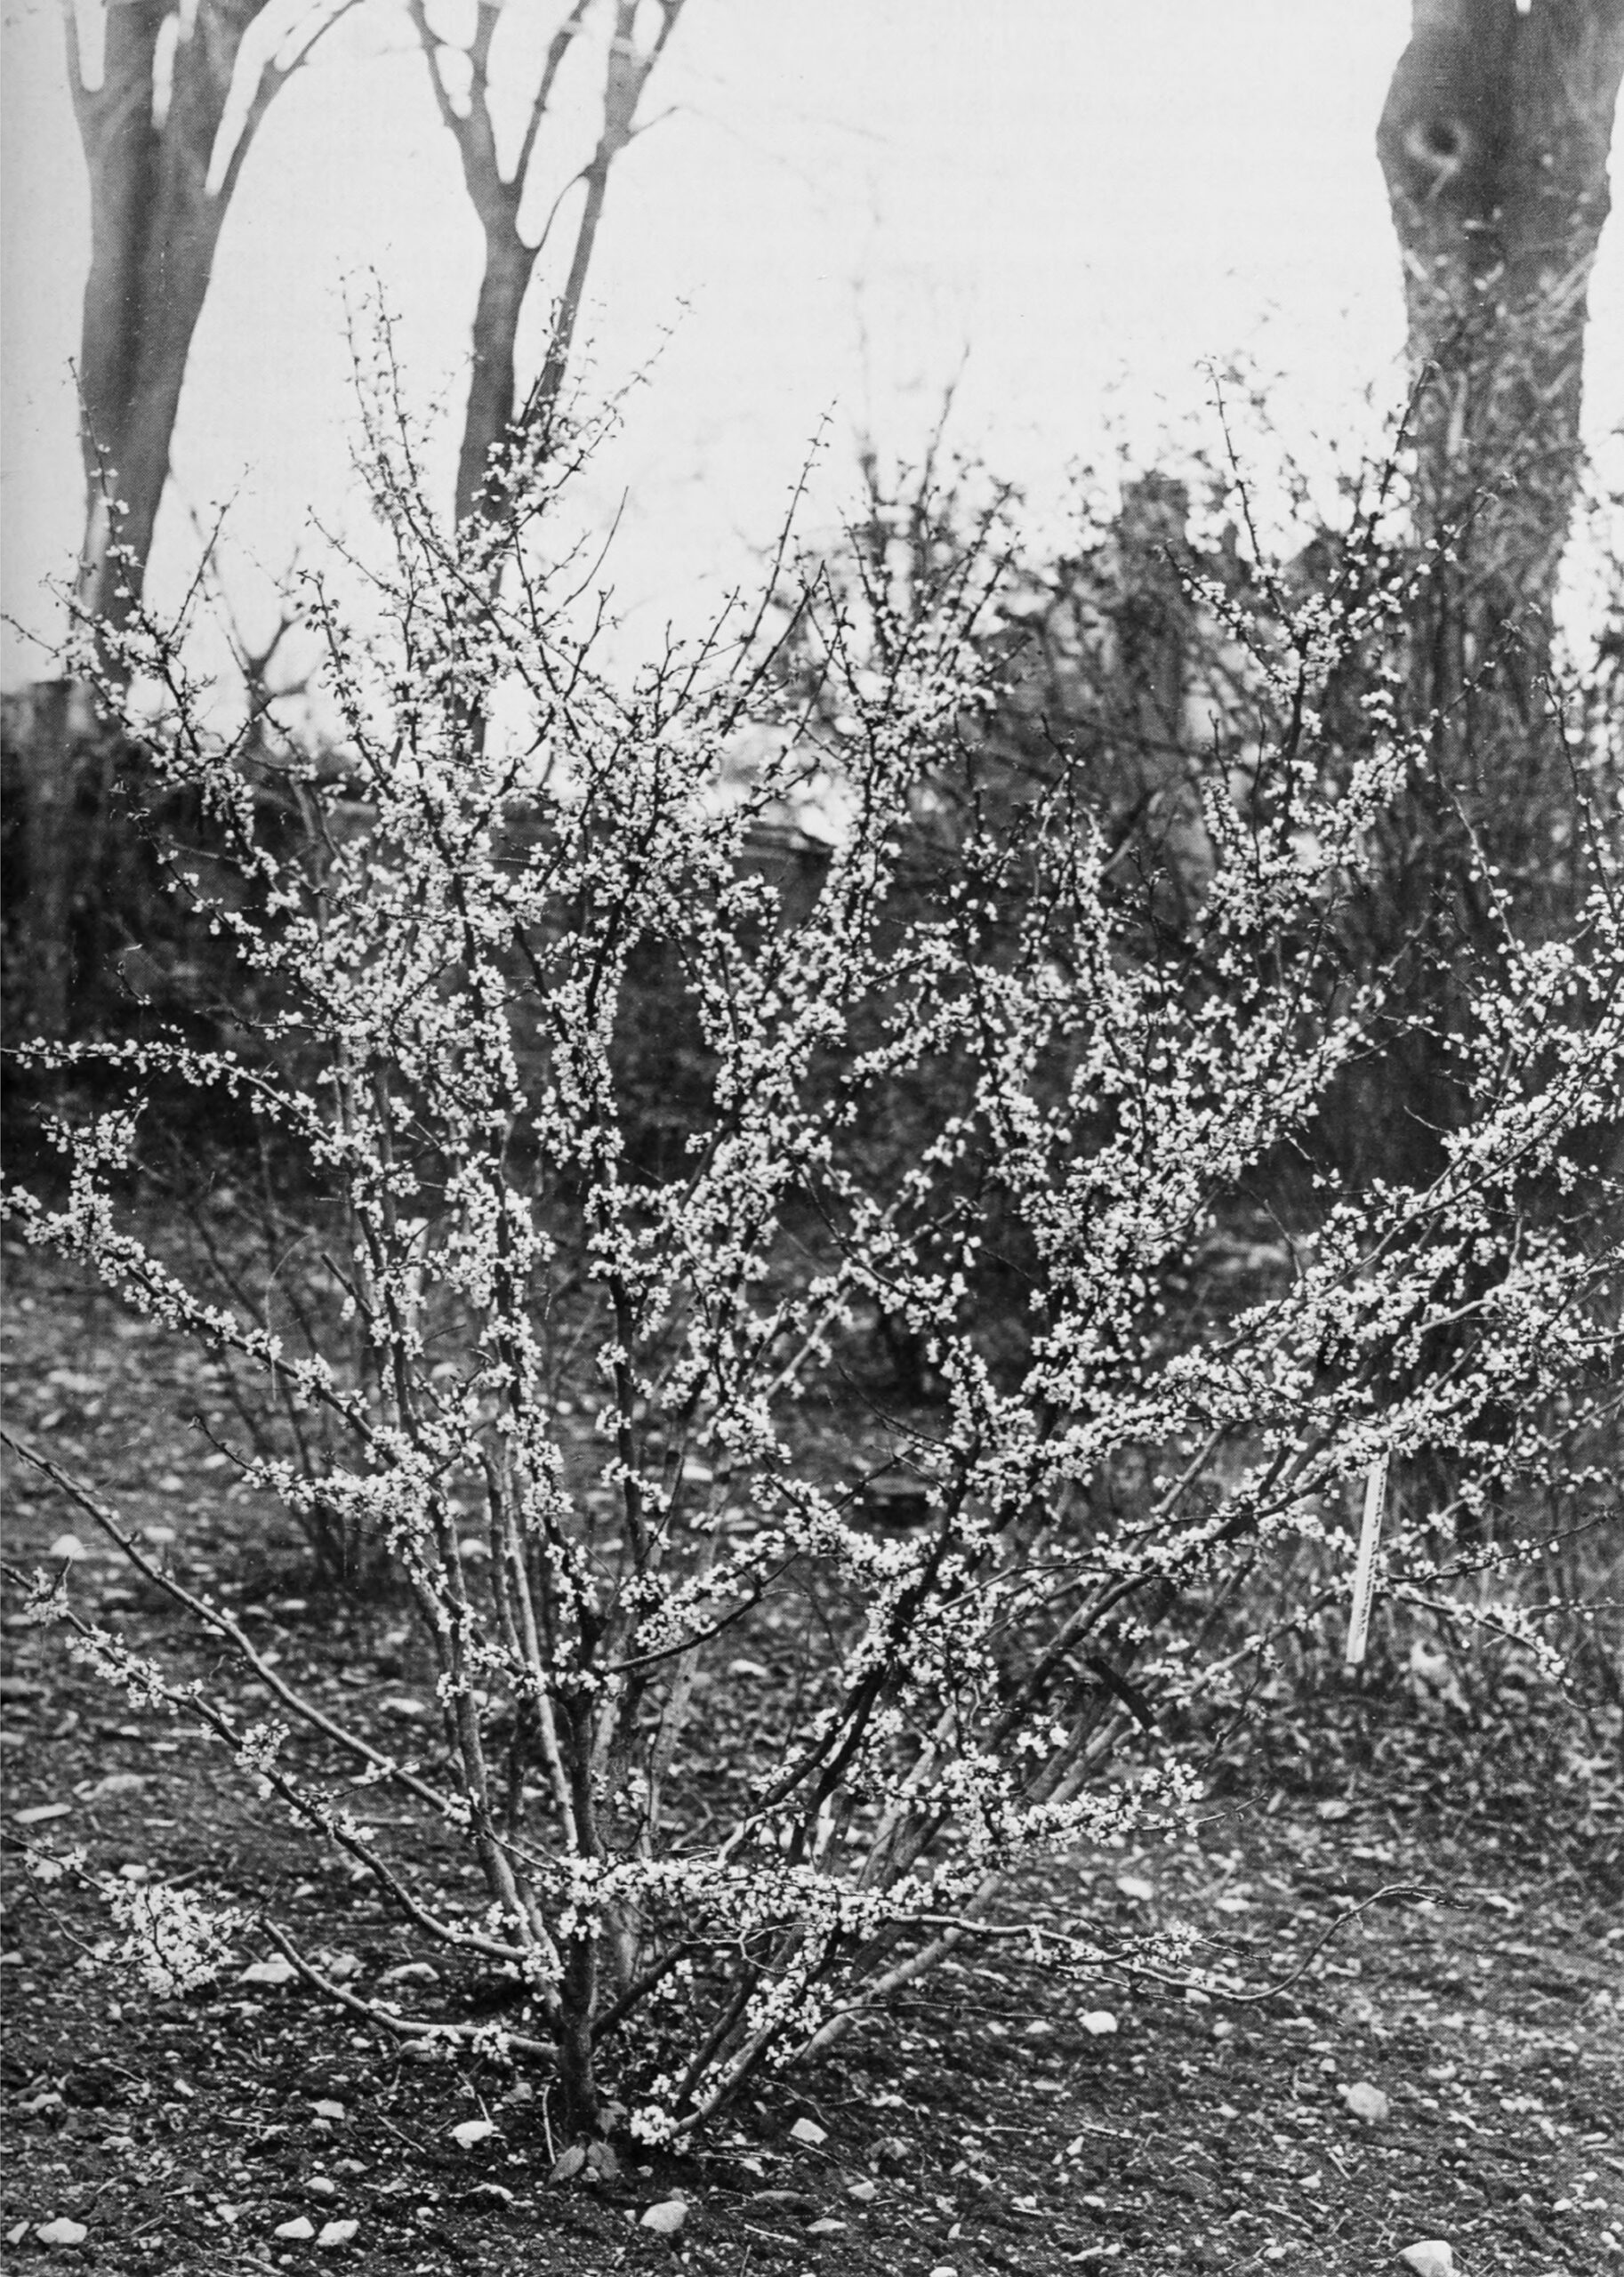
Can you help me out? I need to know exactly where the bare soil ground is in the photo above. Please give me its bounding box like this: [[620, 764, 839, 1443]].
[[3, 1243, 1621, 2277]]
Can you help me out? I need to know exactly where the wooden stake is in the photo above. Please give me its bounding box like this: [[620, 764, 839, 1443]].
[[1345, 1454, 1388, 1670]]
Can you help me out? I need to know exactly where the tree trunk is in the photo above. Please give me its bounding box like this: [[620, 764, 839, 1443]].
[[454, 239, 539, 528], [1379, 0, 1624, 688], [71, 0, 276, 635], [9, 0, 290, 1038], [1376, 0, 1624, 919], [414, 0, 685, 535]]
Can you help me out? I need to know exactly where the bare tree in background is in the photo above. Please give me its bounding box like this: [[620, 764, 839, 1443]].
[[1379, 0, 1624, 695], [69, 0, 355, 637], [406, 0, 686, 527], [7, 0, 352, 1037]]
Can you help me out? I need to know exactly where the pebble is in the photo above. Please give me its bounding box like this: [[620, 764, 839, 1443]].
[[640, 2198, 687, 2234], [1397, 2246, 1454, 2277], [85, 1772, 146, 1800], [239, 1956, 296, 1986], [1339, 2081, 1391, 2123]]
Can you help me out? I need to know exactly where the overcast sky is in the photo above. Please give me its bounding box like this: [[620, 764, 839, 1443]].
[[4, 0, 1621, 685]]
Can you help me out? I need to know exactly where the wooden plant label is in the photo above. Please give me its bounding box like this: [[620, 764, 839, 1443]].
[[1345, 1453, 1389, 1670]]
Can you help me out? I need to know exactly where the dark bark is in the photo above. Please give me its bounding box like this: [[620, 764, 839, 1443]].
[[456, 242, 539, 527], [1379, 0, 1624, 673]]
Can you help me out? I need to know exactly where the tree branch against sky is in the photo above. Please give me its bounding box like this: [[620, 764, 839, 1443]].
[[406, 0, 687, 527]]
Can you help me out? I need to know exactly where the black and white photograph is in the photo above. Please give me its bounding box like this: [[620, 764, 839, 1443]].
[[2, 4, 1621, 2272]]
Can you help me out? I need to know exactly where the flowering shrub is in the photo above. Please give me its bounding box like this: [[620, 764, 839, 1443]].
[[4, 376, 1620, 2139]]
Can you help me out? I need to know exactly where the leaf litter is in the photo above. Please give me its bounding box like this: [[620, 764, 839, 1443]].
[[2, 1243, 1620, 2273]]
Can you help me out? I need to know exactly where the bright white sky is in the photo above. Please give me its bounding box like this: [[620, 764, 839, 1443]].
[[4, 0, 1621, 686]]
